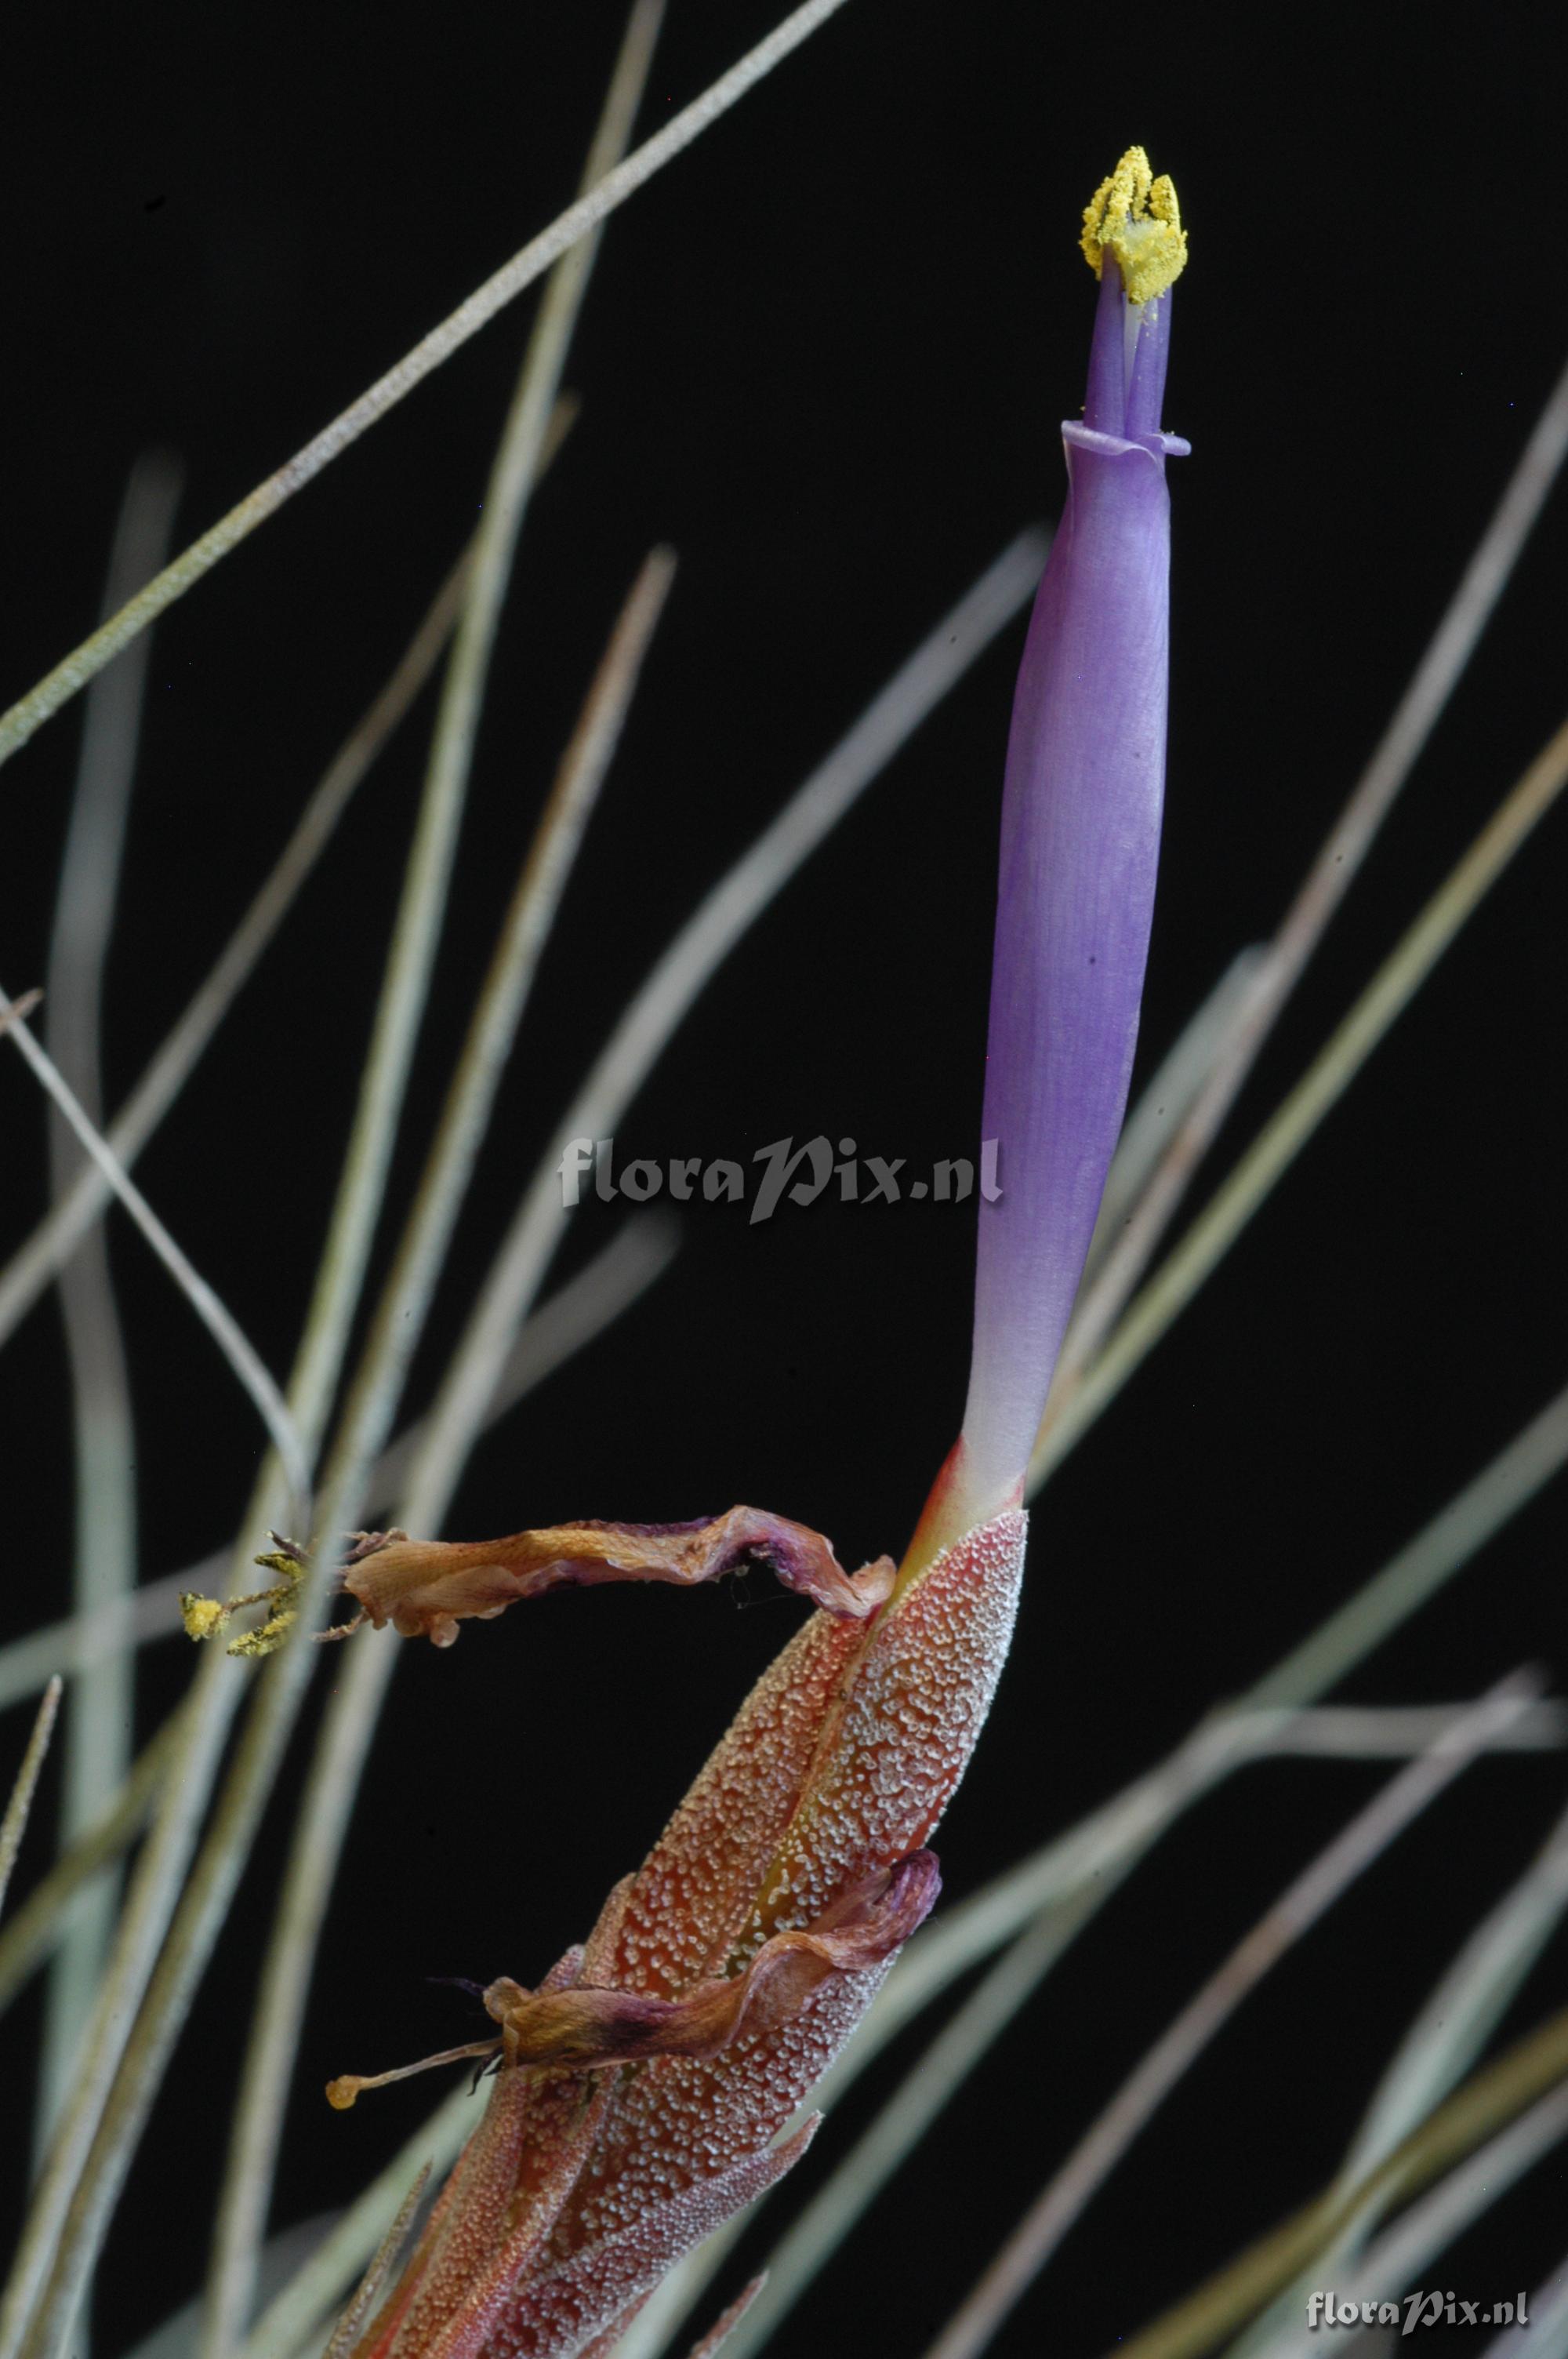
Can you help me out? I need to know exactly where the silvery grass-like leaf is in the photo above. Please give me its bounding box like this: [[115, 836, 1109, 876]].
[[1, 999, 310, 1505], [35, 460, 178, 2183], [0, 1684, 62, 1924]]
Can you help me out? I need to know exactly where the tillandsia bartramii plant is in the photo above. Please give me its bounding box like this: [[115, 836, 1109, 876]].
[[171, 143, 1185, 2359], [3, 10, 1568, 2359]]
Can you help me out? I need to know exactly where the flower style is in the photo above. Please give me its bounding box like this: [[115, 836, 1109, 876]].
[[332, 147, 1185, 2359]]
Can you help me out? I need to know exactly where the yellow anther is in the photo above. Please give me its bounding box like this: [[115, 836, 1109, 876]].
[[180, 1593, 229, 1642], [1080, 147, 1187, 305], [183, 1548, 308, 1654]]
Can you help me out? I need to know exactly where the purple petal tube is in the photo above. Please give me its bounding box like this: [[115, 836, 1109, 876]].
[[942, 244, 1189, 1543]]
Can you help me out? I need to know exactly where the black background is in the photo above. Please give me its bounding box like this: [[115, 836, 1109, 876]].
[[2, 4, 1566, 2354]]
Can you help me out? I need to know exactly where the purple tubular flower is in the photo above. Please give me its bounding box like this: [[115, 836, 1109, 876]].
[[936, 150, 1189, 1547]]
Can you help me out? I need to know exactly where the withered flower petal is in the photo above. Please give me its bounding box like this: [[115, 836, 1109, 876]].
[[481, 1854, 939, 2073], [342, 1506, 893, 1646]]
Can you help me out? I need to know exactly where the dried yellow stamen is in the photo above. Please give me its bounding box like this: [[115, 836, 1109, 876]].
[[228, 1606, 297, 1659], [180, 1539, 308, 1657], [1080, 146, 1187, 305]]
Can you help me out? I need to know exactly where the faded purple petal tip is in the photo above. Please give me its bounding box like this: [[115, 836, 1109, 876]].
[[956, 259, 1185, 1524]]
